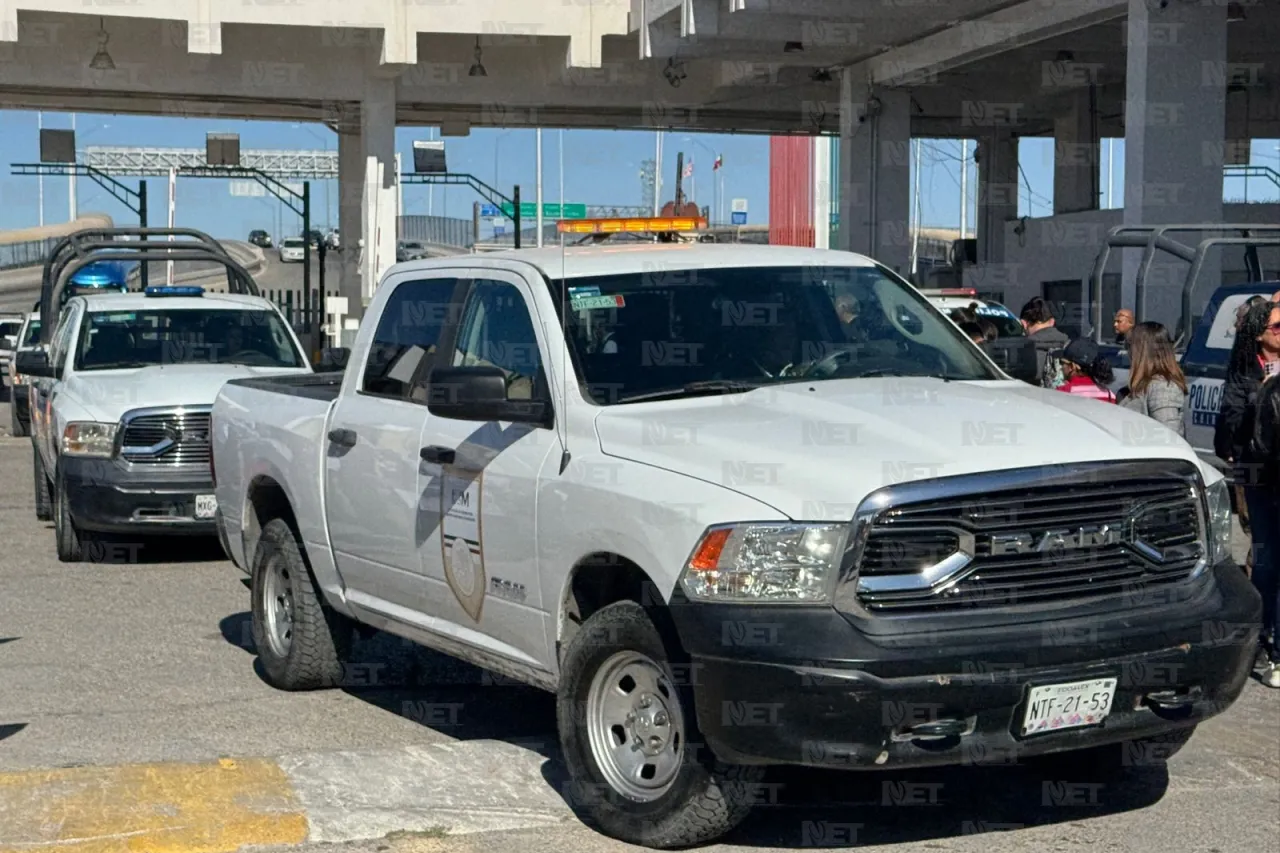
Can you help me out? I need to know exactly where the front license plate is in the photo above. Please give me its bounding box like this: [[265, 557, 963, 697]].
[[195, 494, 218, 519], [1021, 678, 1117, 736]]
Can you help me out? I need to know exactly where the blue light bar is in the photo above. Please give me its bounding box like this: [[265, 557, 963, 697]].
[[144, 286, 205, 297]]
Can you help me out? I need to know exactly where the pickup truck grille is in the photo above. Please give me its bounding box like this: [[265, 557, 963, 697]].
[[849, 474, 1205, 614], [120, 408, 212, 468]]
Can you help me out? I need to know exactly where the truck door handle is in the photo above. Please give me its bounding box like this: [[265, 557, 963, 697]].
[[420, 445, 455, 465], [328, 427, 357, 447]]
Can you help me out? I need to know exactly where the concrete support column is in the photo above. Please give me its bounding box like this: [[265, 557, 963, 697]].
[[1122, 0, 1226, 327], [813, 135, 832, 250], [976, 129, 1019, 271], [337, 122, 364, 321], [361, 74, 399, 305], [1053, 90, 1099, 215], [836, 72, 912, 273]]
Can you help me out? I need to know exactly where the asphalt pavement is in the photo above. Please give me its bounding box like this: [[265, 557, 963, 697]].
[[0, 402, 1275, 853]]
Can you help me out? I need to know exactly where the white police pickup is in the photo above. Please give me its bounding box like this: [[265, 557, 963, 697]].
[[16, 285, 313, 561], [212, 245, 1259, 848]]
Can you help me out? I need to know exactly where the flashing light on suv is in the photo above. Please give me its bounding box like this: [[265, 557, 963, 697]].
[[62, 421, 118, 457], [144, 286, 205, 297], [679, 523, 847, 603]]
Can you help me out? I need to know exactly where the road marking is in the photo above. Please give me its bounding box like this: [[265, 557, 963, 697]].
[[279, 740, 573, 842], [0, 757, 308, 853]]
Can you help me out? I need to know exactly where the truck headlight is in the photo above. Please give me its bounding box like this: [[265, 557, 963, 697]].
[[679, 523, 847, 604], [1205, 477, 1233, 566], [62, 422, 118, 457]]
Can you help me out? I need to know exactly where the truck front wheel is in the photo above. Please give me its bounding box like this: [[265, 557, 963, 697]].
[[556, 601, 763, 848], [32, 445, 51, 521], [250, 518, 353, 690]]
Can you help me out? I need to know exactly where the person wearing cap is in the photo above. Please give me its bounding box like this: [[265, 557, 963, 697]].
[[1052, 338, 1117, 403]]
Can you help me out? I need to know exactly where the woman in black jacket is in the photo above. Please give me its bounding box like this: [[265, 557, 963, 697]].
[[1217, 300, 1280, 686]]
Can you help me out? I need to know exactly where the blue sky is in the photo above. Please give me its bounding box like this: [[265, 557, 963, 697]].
[[0, 109, 1275, 240]]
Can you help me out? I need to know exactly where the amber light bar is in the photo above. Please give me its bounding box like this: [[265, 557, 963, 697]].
[[556, 217, 708, 234]]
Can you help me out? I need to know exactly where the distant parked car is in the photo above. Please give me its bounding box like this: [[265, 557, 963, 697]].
[[278, 237, 306, 263], [0, 312, 23, 392], [6, 311, 39, 436], [249, 230, 273, 248], [396, 240, 428, 262]]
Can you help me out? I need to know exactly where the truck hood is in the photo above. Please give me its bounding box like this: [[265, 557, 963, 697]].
[[62, 364, 313, 422], [593, 378, 1205, 519]]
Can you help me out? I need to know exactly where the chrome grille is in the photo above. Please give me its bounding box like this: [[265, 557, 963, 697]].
[[120, 408, 212, 468], [850, 474, 1205, 614]]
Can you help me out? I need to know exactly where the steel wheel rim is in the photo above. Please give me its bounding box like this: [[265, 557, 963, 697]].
[[586, 650, 685, 802], [261, 554, 294, 658]]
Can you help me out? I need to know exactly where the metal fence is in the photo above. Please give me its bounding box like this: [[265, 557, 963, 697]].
[[262, 288, 341, 337], [397, 215, 475, 248], [0, 237, 59, 271]]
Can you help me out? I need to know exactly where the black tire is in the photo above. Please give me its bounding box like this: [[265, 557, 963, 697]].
[[10, 401, 27, 438], [557, 601, 763, 848], [53, 468, 94, 563], [32, 444, 51, 521], [1030, 725, 1197, 778], [250, 518, 353, 690]]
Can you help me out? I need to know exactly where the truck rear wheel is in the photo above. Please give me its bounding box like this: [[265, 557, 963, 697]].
[[32, 445, 51, 521], [556, 601, 762, 848], [250, 518, 353, 690], [11, 402, 28, 438]]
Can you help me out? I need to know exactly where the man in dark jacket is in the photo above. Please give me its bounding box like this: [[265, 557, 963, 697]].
[[1020, 297, 1070, 387]]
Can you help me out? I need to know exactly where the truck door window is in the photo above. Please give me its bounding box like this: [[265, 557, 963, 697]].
[[451, 280, 545, 401], [362, 278, 462, 401], [48, 306, 80, 371]]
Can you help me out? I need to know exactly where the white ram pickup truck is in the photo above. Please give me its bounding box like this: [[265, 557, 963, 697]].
[[17, 285, 313, 561], [212, 245, 1260, 849]]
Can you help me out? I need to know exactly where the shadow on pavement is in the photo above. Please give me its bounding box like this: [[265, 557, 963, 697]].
[[215, 611, 1169, 846], [219, 611, 559, 748], [80, 535, 229, 565]]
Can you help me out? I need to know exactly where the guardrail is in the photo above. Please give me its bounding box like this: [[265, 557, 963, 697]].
[[0, 237, 60, 271]]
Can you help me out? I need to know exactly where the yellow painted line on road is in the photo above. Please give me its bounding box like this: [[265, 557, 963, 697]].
[[0, 757, 309, 853]]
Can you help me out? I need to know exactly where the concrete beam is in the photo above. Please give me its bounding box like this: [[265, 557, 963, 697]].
[[850, 0, 1127, 87]]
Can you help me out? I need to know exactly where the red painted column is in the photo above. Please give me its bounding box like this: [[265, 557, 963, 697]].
[[769, 137, 815, 246]]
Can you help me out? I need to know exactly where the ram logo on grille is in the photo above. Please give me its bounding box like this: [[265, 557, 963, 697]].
[[990, 525, 1123, 556]]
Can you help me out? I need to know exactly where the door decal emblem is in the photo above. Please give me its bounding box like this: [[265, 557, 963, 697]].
[[441, 467, 486, 622]]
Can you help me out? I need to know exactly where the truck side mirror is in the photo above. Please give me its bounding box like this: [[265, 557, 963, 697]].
[[319, 347, 350, 370], [426, 365, 551, 427], [14, 349, 57, 379]]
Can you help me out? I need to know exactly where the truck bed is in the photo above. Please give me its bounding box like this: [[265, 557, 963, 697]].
[[213, 371, 340, 580], [225, 371, 343, 401]]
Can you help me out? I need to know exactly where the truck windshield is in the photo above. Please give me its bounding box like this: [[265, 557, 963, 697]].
[[549, 263, 1001, 404], [74, 308, 305, 371], [22, 319, 41, 346]]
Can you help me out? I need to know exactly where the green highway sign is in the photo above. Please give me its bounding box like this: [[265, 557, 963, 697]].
[[500, 202, 587, 219]]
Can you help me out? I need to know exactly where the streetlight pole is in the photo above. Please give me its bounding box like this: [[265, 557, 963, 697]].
[[37, 111, 44, 227], [493, 129, 515, 191], [536, 128, 543, 248], [69, 113, 78, 221]]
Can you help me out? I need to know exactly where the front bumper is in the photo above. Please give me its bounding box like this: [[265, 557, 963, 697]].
[[669, 560, 1260, 769], [61, 456, 218, 535]]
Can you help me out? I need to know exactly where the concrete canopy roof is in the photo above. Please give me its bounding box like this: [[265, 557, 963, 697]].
[[0, 0, 1276, 136]]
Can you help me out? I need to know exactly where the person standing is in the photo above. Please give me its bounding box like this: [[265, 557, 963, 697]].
[[1020, 297, 1069, 387], [1216, 300, 1280, 681], [1249, 361, 1280, 687], [1113, 309, 1135, 344], [1118, 321, 1188, 436], [1052, 338, 1117, 403]]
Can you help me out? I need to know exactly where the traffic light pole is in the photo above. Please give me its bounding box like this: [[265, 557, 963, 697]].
[[513, 185, 521, 250]]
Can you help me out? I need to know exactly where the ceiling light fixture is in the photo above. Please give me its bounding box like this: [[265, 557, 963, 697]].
[[90, 17, 114, 70], [469, 37, 487, 77]]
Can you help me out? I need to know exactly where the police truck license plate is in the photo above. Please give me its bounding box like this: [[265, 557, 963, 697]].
[[195, 494, 217, 519], [1021, 678, 1116, 736]]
